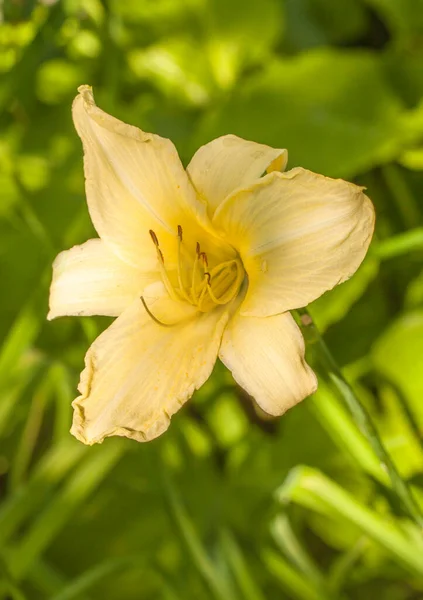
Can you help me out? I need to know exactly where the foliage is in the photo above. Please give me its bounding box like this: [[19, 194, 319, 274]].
[[1, 0, 423, 598]]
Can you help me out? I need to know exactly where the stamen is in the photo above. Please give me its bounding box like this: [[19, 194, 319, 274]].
[[149, 229, 159, 246], [148, 229, 180, 301], [205, 259, 245, 306], [190, 247, 201, 304], [176, 225, 192, 303], [141, 296, 197, 328], [197, 282, 210, 312], [140, 296, 175, 327], [194, 251, 211, 309], [200, 252, 208, 267], [200, 252, 211, 280], [148, 228, 244, 312]]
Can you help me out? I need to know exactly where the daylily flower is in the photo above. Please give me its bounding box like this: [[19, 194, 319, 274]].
[[48, 85, 375, 445]]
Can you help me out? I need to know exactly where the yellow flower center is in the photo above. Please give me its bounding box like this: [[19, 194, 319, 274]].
[[146, 226, 244, 315]]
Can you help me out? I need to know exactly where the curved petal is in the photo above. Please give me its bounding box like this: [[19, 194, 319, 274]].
[[187, 134, 288, 216], [71, 293, 229, 444], [213, 168, 375, 317], [73, 85, 226, 270], [48, 239, 155, 319], [219, 310, 317, 416]]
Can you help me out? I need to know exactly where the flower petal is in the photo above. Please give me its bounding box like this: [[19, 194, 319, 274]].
[[219, 310, 317, 415], [187, 134, 287, 216], [213, 168, 375, 317], [48, 239, 154, 320], [71, 294, 229, 444], [73, 85, 217, 270]]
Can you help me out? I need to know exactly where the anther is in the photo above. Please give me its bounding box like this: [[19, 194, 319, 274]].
[[200, 252, 208, 267], [177, 225, 183, 241], [196, 242, 200, 255], [149, 230, 159, 246]]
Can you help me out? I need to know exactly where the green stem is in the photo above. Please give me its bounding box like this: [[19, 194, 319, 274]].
[[297, 308, 423, 529]]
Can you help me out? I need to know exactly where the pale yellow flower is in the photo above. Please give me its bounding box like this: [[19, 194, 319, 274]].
[[48, 85, 375, 445]]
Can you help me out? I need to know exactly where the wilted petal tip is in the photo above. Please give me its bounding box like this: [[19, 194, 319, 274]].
[[77, 84, 94, 102]]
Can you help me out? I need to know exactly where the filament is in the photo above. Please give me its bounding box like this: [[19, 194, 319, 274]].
[[140, 296, 176, 327], [148, 227, 244, 313], [176, 225, 192, 303]]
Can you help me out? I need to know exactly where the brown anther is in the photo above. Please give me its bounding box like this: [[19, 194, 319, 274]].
[[205, 272, 211, 285], [200, 252, 208, 267], [177, 225, 183, 240], [149, 229, 159, 246], [196, 242, 200, 255]]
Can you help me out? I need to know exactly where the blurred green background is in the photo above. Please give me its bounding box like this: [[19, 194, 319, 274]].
[[2, 0, 423, 598]]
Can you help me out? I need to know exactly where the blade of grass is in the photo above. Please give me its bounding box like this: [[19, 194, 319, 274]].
[[152, 562, 190, 600], [0, 359, 45, 437], [270, 515, 328, 593], [327, 537, 369, 595], [0, 553, 27, 600], [161, 468, 234, 600], [373, 227, 423, 260], [7, 441, 125, 580], [261, 548, 327, 600], [0, 301, 41, 384], [220, 529, 266, 600], [27, 558, 83, 599], [298, 308, 423, 529], [8, 367, 55, 492], [376, 374, 423, 450], [276, 466, 423, 577], [310, 382, 389, 484], [50, 555, 145, 600], [50, 364, 74, 443], [0, 440, 86, 546]]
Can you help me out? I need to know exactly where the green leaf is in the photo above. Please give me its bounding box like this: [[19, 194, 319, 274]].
[[283, 0, 367, 49], [50, 556, 145, 600], [36, 59, 85, 105], [276, 466, 423, 577], [195, 49, 408, 178], [128, 37, 215, 107], [6, 441, 125, 580], [362, 0, 423, 40], [262, 548, 327, 600], [309, 256, 379, 332], [205, 0, 282, 89], [372, 311, 423, 430]]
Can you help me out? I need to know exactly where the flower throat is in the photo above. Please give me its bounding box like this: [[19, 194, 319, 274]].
[[143, 226, 244, 319]]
